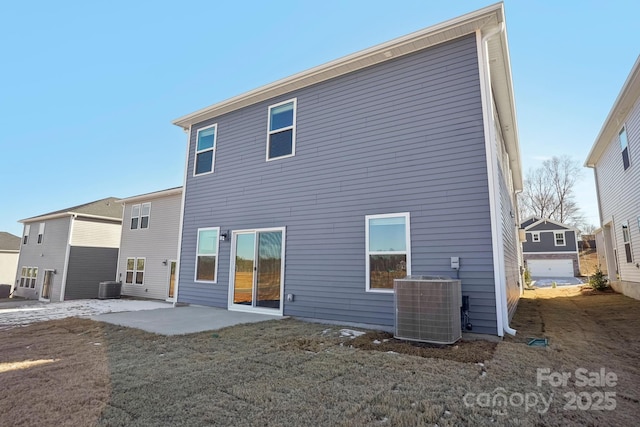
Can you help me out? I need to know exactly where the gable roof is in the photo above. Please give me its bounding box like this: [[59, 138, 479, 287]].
[[20, 197, 123, 223], [586, 55, 640, 167], [0, 232, 20, 251], [522, 217, 577, 232], [172, 3, 521, 190], [115, 186, 182, 204]]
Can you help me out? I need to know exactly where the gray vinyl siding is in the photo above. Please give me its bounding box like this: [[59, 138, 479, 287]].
[[527, 222, 569, 231], [13, 217, 70, 302], [65, 246, 119, 299], [179, 35, 499, 334], [117, 193, 181, 300], [595, 93, 640, 283], [523, 230, 577, 252]]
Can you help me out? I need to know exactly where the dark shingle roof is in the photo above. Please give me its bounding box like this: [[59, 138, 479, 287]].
[[0, 232, 20, 251], [21, 197, 123, 222]]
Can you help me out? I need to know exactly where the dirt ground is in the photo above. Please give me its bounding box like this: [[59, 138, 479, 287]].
[[579, 250, 598, 276], [1, 286, 639, 426]]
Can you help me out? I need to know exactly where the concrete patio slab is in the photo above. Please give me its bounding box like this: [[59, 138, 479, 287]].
[[531, 276, 584, 287], [91, 305, 284, 335]]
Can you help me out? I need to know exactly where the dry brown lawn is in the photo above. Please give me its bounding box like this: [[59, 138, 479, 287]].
[[1, 286, 639, 426], [579, 250, 599, 276]]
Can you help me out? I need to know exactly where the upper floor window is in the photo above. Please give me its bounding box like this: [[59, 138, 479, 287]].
[[23, 224, 30, 245], [195, 124, 217, 175], [366, 213, 411, 292], [267, 99, 296, 161], [532, 232, 540, 242], [130, 203, 151, 230], [554, 232, 565, 246], [37, 223, 45, 244], [620, 127, 631, 170], [622, 222, 632, 263]]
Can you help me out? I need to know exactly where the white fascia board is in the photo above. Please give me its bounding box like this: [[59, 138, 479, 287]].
[[115, 187, 183, 205], [172, 3, 504, 130]]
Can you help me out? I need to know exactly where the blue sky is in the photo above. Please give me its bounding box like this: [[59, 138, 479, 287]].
[[1, 1, 638, 236]]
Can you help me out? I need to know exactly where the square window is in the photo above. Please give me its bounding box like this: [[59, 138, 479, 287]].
[[196, 228, 219, 282], [532, 232, 540, 242], [366, 213, 411, 291], [195, 125, 217, 175], [267, 99, 296, 161]]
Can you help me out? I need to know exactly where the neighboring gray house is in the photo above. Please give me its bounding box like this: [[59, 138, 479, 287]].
[[0, 232, 20, 287], [116, 187, 182, 301], [520, 217, 580, 277], [586, 55, 640, 300], [172, 4, 523, 337], [13, 198, 122, 302]]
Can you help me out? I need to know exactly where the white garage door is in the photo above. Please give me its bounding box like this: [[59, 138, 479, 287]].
[[527, 259, 574, 277]]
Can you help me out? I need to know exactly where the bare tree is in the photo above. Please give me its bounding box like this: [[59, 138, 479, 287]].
[[518, 155, 584, 227]]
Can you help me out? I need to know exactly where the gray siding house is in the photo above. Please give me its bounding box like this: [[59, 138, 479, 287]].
[[172, 4, 523, 337], [116, 187, 182, 301], [13, 198, 122, 302], [0, 232, 20, 288], [586, 55, 640, 300], [520, 217, 580, 277]]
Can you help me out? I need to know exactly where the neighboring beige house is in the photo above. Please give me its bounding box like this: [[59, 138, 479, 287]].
[[0, 232, 20, 288], [586, 55, 640, 300], [116, 187, 182, 301], [13, 198, 122, 302]]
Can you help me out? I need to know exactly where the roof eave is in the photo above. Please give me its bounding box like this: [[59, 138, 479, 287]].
[[115, 187, 183, 204], [172, 3, 505, 130], [20, 212, 122, 224], [585, 55, 640, 168]]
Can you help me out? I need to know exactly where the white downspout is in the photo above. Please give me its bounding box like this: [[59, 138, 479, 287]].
[[172, 125, 192, 307], [478, 23, 516, 337]]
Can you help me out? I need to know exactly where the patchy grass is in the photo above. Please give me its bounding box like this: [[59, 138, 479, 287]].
[[1, 287, 640, 426]]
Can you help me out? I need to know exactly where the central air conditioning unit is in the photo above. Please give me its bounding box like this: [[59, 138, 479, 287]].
[[394, 275, 462, 344]]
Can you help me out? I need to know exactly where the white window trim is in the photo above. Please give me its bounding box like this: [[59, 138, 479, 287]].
[[37, 223, 45, 245], [125, 257, 145, 285], [266, 98, 297, 162], [130, 204, 141, 230], [195, 226, 220, 283], [140, 202, 151, 229], [23, 224, 30, 245], [531, 232, 540, 242], [20, 266, 38, 288], [554, 232, 566, 247], [193, 123, 217, 176], [365, 212, 411, 293]]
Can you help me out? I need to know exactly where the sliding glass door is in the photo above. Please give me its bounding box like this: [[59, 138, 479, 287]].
[[230, 228, 285, 314]]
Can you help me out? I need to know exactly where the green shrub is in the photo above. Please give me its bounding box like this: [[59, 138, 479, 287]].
[[524, 268, 532, 287], [589, 266, 609, 291]]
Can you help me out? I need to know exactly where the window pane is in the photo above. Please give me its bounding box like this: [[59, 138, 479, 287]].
[[137, 258, 145, 271], [132, 205, 140, 216], [622, 224, 630, 242], [197, 127, 215, 151], [141, 204, 151, 216], [369, 217, 407, 251], [270, 102, 293, 130], [620, 128, 628, 150], [622, 148, 630, 170], [127, 258, 135, 270], [625, 243, 633, 263], [370, 255, 407, 289], [32, 268, 38, 278], [141, 216, 149, 229], [131, 217, 139, 229], [268, 130, 293, 158], [198, 230, 218, 255], [195, 150, 213, 174], [136, 272, 144, 284], [197, 256, 216, 281], [126, 272, 133, 284]]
